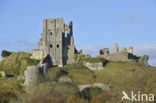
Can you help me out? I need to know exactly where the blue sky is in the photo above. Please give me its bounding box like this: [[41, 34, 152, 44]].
[[0, 0, 156, 65]]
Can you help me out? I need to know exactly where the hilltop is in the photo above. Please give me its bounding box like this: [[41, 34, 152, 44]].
[[0, 52, 156, 103]]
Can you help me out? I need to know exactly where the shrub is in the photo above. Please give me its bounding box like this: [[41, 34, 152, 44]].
[[67, 95, 89, 103], [1, 50, 12, 57], [78, 87, 102, 100], [0, 52, 40, 76], [47, 67, 68, 82]]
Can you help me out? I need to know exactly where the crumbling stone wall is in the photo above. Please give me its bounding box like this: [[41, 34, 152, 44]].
[[31, 49, 43, 60], [31, 18, 76, 67], [97, 43, 138, 61]]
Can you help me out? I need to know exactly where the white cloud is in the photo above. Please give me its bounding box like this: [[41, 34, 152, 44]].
[[122, 14, 150, 21]]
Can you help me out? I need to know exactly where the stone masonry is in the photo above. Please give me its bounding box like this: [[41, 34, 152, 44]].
[[31, 18, 77, 67], [97, 43, 138, 61]]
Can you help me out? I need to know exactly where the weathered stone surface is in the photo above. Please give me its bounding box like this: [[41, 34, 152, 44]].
[[39, 55, 52, 67], [139, 55, 149, 66], [79, 49, 83, 54], [58, 76, 72, 83], [121, 47, 127, 52], [128, 47, 133, 54], [0, 71, 6, 78], [113, 43, 118, 53], [17, 74, 25, 82], [31, 18, 77, 67], [84, 62, 104, 70], [31, 49, 43, 60], [100, 48, 109, 55], [78, 83, 110, 91], [38, 55, 52, 73], [93, 83, 110, 91], [78, 85, 92, 92], [97, 44, 138, 62], [24, 66, 39, 93]]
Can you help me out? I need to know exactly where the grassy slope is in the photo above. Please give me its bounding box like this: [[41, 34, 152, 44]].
[[48, 60, 156, 100], [0, 53, 156, 102], [0, 52, 40, 76], [0, 52, 40, 103]]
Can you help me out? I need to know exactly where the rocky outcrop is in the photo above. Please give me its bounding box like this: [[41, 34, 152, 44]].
[[93, 83, 110, 91], [139, 55, 149, 66], [78, 83, 110, 92], [58, 76, 72, 83], [84, 62, 104, 70], [0, 71, 6, 78], [78, 85, 92, 92]]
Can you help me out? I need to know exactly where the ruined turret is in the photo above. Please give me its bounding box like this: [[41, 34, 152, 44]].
[[113, 43, 118, 53], [128, 47, 133, 54], [121, 47, 127, 53]]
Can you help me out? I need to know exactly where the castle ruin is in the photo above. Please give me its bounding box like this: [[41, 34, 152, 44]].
[[97, 43, 138, 61], [31, 18, 77, 67]]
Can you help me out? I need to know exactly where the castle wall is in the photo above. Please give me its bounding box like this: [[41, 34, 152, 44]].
[[31, 49, 43, 60], [97, 44, 137, 61], [31, 18, 76, 67]]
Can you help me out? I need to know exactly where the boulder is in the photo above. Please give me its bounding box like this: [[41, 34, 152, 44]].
[[0, 71, 6, 78], [58, 76, 72, 83], [17, 74, 25, 83], [84, 62, 104, 70], [78, 85, 92, 92], [93, 83, 110, 91]]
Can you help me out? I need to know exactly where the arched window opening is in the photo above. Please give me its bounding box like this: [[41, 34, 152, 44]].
[[50, 32, 52, 36], [50, 44, 53, 48], [57, 44, 59, 48]]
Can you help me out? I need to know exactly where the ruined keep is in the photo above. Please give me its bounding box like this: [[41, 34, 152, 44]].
[[97, 43, 138, 61], [31, 18, 76, 67]]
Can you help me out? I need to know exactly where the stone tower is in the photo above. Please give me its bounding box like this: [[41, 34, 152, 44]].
[[113, 43, 118, 53], [34, 18, 76, 67], [128, 47, 133, 54]]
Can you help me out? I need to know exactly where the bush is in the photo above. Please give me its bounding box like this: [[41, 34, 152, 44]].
[[47, 67, 68, 82], [0, 52, 40, 76], [0, 78, 24, 103], [67, 95, 89, 103], [1, 50, 12, 57], [78, 87, 102, 100]]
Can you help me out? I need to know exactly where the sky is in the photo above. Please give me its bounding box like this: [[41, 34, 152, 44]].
[[0, 0, 156, 66]]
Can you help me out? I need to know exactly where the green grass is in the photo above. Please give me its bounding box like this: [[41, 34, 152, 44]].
[[0, 78, 24, 103], [64, 64, 96, 84], [0, 52, 40, 76], [0, 52, 156, 102], [80, 57, 107, 64]]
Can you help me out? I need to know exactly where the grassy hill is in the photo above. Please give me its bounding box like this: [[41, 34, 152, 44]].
[[0, 52, 156, 103]]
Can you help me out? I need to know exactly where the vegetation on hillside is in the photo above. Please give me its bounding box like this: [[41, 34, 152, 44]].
[[0, 52, 40, 76], [0, 52, 156, 103]]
